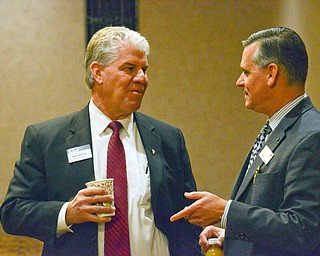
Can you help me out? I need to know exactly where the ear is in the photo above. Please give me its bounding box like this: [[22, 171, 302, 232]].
[[266, 63, 278, 87], [90, 62, 104, 85]]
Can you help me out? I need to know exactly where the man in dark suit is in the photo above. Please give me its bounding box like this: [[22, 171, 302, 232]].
[[0, 26, 202, 256], [170, 27, 320, 255]]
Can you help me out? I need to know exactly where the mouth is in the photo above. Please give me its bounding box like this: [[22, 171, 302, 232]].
[[129, 89, 144, 95], [129, 85, 145, 95]]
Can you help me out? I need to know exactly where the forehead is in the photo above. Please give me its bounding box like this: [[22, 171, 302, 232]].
[[240, 42, 259, 68], [114, 44, 148, 66]]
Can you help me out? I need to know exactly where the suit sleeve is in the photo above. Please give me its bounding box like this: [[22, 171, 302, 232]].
[[226, 131, 320, 254], [174, 128, 203, 255], [0, 125, 64, 244]]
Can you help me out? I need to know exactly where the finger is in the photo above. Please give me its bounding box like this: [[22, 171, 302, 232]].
[[188, 215, 216, 227], [97, 216, 113, 223], [87, 195, 114, 205], [85, 212, 112, 223], [170, 206, 191, 222], [68, 209, 101, 224], [82, 187, 109, 196], [84, 201, 116, 216], [96, 205, 116, 215], [184, 191, 205, 200], [216, 238, 224, 247], [199, 226, 215, 250], [199, 236, 211, 252], [99, 195, 114, 203], [199, 237, 210, 252], [188, 218, 207, 227], [84, 206, 115, 223]]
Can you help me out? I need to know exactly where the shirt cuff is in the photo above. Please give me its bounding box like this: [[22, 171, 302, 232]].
[[56, 202, 74, 237], [220, 199, 232, 228]]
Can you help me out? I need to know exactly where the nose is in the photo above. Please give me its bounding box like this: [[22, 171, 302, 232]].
[[236, 73, 244, 87], [133, 69, 147, 82]]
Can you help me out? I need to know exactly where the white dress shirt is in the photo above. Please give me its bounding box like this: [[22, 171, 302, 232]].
[[57, 100, 169, 256]]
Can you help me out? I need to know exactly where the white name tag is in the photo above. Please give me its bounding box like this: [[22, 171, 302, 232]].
[[67, 144, 92, 163], [259, 145, 274, 165]]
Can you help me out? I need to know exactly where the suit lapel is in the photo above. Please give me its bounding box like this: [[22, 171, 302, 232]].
[[234, 154, 265, 200], [66, 105, 95, 184], [134, 112, 163, 203], [234, 97, 313, 200]]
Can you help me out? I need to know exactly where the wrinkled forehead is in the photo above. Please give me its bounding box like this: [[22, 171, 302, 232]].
[[112, 44, 149, 66]]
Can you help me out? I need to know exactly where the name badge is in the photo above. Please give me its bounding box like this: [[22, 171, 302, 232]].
[[67, 144, 92, 163], [259, 145, 274, 165]]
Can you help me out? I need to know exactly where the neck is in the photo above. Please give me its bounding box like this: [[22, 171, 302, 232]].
[[267, 87, 305, 118], [91, 96, 130, 120]]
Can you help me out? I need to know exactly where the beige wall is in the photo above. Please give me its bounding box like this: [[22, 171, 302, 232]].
[[138, 0, 320, 197], [1, 0, 320, 205], [0, 0, 89, 201]]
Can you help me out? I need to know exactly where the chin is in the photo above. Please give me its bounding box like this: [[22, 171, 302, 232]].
[[244, 102, 253, 110], [128, 103, 142, 113]]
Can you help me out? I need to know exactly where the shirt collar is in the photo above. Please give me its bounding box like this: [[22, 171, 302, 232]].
[[89, 99, 132, 136], [268, 93, 307, 131]]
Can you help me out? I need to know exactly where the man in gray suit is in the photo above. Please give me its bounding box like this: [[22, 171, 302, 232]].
[[1, 26, 202, 256], [171, 27, 320, 255]]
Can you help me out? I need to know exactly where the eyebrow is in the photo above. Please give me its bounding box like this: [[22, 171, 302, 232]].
[[120, 62, 136, 67], [120, 62, 149, 69]]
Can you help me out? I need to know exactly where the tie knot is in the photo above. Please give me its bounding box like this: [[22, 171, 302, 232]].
[[260, 122, 272, 135], [108, 121, 123, 133]]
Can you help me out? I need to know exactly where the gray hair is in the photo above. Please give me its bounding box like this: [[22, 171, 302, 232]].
[[242, 27, 308, 85], [84, 26, 150, 89]]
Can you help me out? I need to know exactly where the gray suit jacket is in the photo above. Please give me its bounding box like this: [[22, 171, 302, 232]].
[[225, 97, 320, 255], [0, 105, 202, 255]]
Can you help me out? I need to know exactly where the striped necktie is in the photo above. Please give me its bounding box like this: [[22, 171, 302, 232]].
[[104, 121, 130, 256], [247, 122, 272, 171]]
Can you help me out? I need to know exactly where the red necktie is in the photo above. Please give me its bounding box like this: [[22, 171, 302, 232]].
[[104, 121, 130, 255]]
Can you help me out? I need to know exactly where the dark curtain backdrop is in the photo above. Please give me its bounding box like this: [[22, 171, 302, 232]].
[[86, 0, 137, 43]]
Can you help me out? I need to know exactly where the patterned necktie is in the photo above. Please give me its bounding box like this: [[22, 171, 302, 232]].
[[247, 122, 272, 171], [104, 121, 130, 256]]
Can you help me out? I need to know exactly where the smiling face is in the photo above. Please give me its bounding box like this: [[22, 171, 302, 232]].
[[236, 42, 271, 115], [91, 44, 149, 120]]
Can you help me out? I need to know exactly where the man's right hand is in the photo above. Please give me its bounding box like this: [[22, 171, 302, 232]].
[[66, 187, 115, 225]]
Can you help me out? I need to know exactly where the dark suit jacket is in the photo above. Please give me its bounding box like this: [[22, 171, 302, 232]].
[[224, 97, 320, 256], [0, 105, 202, 256]]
